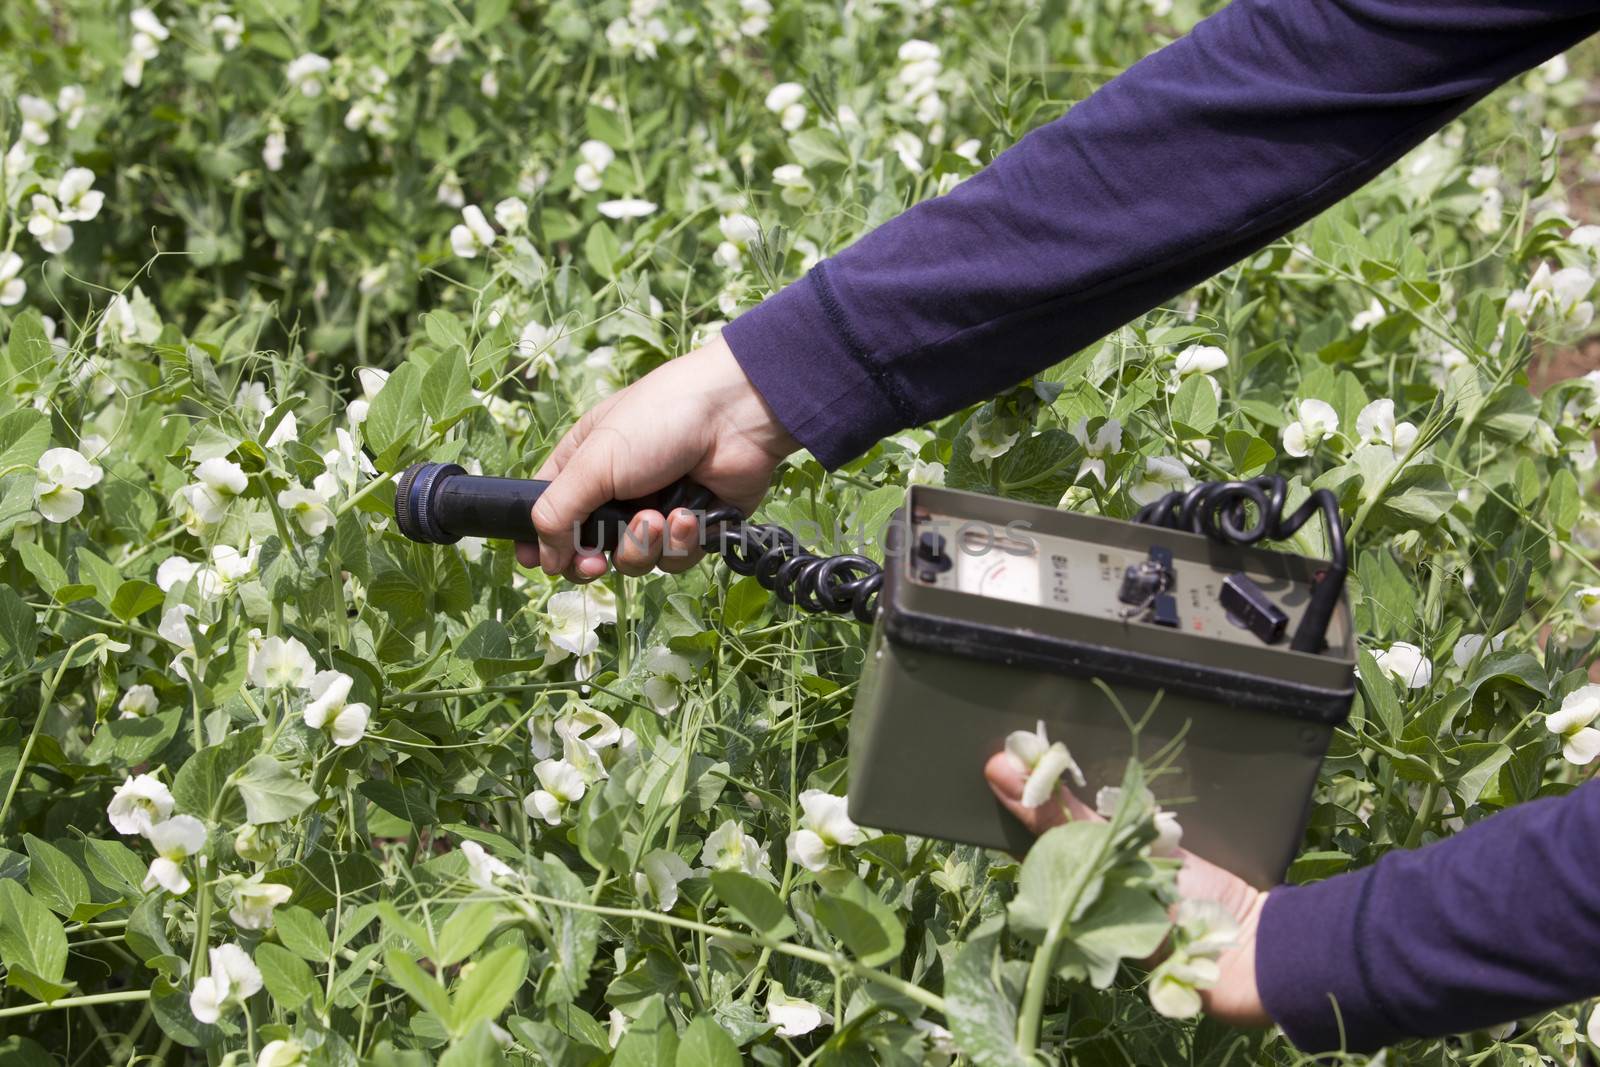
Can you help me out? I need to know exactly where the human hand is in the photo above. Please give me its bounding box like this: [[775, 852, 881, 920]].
[[983, 753, 1270, 1027], [515, 335, 798, 581]]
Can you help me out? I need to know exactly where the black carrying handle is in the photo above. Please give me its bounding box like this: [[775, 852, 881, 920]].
[[393, 463, 715, 552]]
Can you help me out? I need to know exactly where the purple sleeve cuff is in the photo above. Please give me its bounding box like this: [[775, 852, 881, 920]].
[[721, 266, 910, 470], [1256, 875, 1395, 1054]]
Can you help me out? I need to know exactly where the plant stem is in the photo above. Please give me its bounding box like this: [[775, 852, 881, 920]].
[[1016, 829, 1116, 1055], [0, 633, 104, 829], [0, 989, 151, 1018], [517, 891, 945, 1014]]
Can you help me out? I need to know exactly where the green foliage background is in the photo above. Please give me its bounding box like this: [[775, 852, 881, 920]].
[[2, 0, 1600, 1064]]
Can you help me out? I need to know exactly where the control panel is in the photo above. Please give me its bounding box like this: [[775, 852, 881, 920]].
[[904, 510, 1344, 651]]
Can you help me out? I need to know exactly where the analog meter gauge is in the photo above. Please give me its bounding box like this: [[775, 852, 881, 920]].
[[956, 530, 1041, 604]]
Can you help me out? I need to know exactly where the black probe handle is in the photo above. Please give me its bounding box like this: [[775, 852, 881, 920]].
[[394, 463, 713, 551]]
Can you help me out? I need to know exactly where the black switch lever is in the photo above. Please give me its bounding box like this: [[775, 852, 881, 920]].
[[1220, 573, 1289, 645]]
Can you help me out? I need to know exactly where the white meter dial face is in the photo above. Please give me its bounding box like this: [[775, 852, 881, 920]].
[[957, 542, 1041, 604]]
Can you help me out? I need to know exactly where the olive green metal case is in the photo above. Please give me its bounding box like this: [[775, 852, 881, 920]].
[[847, 485, 1356, 889]]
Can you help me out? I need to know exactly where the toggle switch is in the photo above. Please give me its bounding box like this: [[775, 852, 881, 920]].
[[1221, 572, 1289, 645], [914, 531, 952, 581]]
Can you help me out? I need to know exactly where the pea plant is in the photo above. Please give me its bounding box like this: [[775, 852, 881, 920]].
[[2, 2, 1600, 1065]]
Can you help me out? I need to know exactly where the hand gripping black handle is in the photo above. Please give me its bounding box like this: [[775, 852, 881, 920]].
[[393, 463, 714, 552]]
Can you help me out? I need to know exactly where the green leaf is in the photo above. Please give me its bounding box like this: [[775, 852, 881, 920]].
[[82, 837, 147, 899], [1448, 742, 1513, 806], [172, 728, 260, 821], [787, 127, 849, 168], [613, 995, 679, 1067], [1357, 649, 1405, 739], [23, 836, 89, 919], [384, 947, 454, 1021], [435, 902, 501, 968], [450, 944, 527, 1035], [676, 1015, 741, 1067], [439, 1021, 507, 1067], [0, 584, 37, 667], [710, 871, 794, 940], [274, 905, 333, 961], [946, 921, 1031, 1067], [1047, 877, 1170, 988], [421, 347, 475, 427], [584, 222, 622, 280], [75, 547, 123, 609], [236, 755, 317, 824], [1223, 430, 1275, 475], [255, 941, 322, 1015], [811, 874, 904, 967], [0, 880, 68, 993], [528, 854, 599, 1006], [109, 579, 164, 622], [1170, 373, 1219, 436], [1548, 467, 1580, 536], [1007, 821, 1111, 942], [363, 362, 422, 459], [82, 710, 182, 767]]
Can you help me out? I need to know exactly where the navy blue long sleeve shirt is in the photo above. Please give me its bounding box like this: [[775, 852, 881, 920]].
[[721, 0, 1600, 1053]]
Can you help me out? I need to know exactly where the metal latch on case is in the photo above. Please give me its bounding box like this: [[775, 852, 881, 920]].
[[1220, 573, 1289, 645]]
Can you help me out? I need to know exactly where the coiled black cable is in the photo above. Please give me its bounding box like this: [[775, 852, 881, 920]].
[[699, 504, 883, 624], [1134, 475, 1347, 653]]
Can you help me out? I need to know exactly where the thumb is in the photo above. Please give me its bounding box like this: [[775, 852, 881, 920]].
[[531, 433, 621, 576]]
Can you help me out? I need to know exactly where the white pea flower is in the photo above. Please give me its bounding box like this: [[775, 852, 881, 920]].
[[1128, 454, 1192, 506], [575, 140, 615, 193], [1577, 587, 1600, 630], [209, 542, 259, 587], [96, 289, 161, 349], [767, 987, 832, 1038], [227, 875, 292, 929], [197, 457, 248, 495], [1171, 343, 1228, 398], [954, 138, 982, 163], [634, 849, 700, 911], [460, 840, 517, 889], [27, 194, 73, 254], [1373, 641, 1433, 689], [210, 12, 244, 50], [523, 758, 587, 825], [764, 81, 807, 131], [552, 704, 629, 754], [436, 170, 465, 208], [720, 212, 760, 249], [55, 168, 104, 222], [480, 68, 499, 99], [250, 636, 315, 691], [286, 53, 332, 97], [598, 198, 657, 219], [0, 251, 25, 306], [1451, 631, 1507, 669], [278, 480, 335, 537], [427, 30, 464, 65], [158, 604, 200, 649], [56, 85, 86, 129], [119, 684, 159, 719], [257, 1039, 306, 1067], [493, 196, 529, 232], [34, 447, 102, 522], [1506, 262, 1595, 335], [1005, 720, 1087, 809], [1356, 399, 1419, 455], [1071, 417, 1122, 484], [544, 586, 619, 663], [18, 94, 55, 147], [1547, 685, 1600, 766], [642, 646, 694, 714], [773, 162, 813, 205], [262, 129, 286, 172], [701, 819, 775, 881], [450, 204, 497, 258], [1350, 298, 1387, 332], [124, 10, 168, 87], [1148, 900, 1238, 1019], [302, 670, 369, 747], [785, 789, 863, 872], [346, 366, 389, 425], [891, 131, 924, 173], [142, 815, 208, 895], [107, 773, 174, 836], [155, 557, 199, 593], [1095, 786, 1183, 857], [1282, 398, 1340, 458], [189, 943, 263, 1025]]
